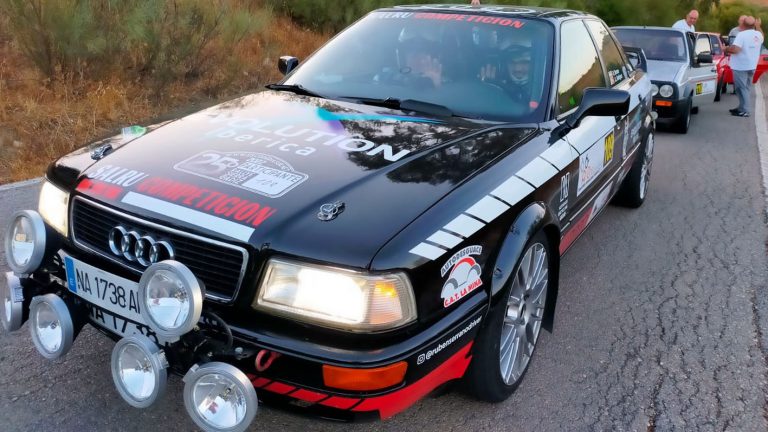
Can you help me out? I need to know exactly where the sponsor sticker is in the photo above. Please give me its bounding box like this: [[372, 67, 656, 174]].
[[603, 132, 615, 165], [588, 182, 613, 224], [441, 245, 484, 308], [175, 151, 308, 198], [560, 172, 570, 202], [416, 316, 482, 365], [577, 138, 608, 196]]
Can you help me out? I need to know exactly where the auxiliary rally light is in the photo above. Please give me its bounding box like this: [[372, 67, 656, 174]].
[[29, 294, 76, 360], [4, 210, 47, 275], [183, 362, 258, 432], [1, 272, 26, 332], [111, 334, 169, 408], [139, 261, 204, 341]]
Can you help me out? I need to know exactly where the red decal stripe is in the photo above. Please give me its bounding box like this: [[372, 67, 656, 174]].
[[265, 382, 295, 394], [559, 208, 592, 255], [352, 342, 474, 419], [251, 377, 271, 388], [319, 396, 361, 410], [77, 178, 124, 200], [290, 389, 327, 403]]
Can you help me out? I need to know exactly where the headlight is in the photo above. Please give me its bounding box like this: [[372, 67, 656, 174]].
[[659, 84, 674, 98], [138, 261, 204, 340], [4, 210, 46, 274], [254, 258, 417, 331], [650, 84, 659, 97], [38, 181, 69, 237]]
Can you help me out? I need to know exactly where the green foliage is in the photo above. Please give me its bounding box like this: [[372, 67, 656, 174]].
[[268, 0, 764, 34], [0, 0, 270, 87]]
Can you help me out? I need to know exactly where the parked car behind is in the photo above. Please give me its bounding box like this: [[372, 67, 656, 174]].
[[694, 31, 727, 101], [2, 5, 654, 432], [614, 26, 717, 133], [720, 45, 768, 92]]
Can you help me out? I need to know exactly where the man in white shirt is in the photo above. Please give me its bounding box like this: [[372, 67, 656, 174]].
[[673, 10, 698, 33], [726, 16, 765, 117]]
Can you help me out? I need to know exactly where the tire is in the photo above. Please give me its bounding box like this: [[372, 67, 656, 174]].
[[613, 131, 654, 208], [691, 106, 699, 115], [463, 231, 551, 402], [672, 97, 691, 134]]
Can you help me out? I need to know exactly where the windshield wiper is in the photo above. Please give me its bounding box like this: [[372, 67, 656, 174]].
[[344, 96, 454, 117], [266, 83, 326, 99]]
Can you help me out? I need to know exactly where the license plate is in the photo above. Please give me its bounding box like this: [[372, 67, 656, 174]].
[[85, 303, 171, 346], [63, 255, 144, 324]]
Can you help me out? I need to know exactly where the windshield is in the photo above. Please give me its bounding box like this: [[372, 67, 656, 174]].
[[613, 29, 688, 62], [284, 11, 554, 122]]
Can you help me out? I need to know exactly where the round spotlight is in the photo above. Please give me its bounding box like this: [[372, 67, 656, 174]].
[[138, 261, 203, 340], [1, 272, 25, 332], [29, 294, 74, 359], [111, 335, 168, 408], [183, 362, 258, 432], [650, 84, 659, 97], [4, 210, 46, 275], [659, 84, 674, 98]]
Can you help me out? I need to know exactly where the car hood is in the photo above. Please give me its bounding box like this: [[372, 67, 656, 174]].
[[70, 91, 535, 268], [646, 60, 688, 83]]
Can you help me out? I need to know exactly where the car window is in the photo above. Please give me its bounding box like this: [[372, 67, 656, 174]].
[[709, 35, 722, 55], [613, 29, 688, 62], [695, 35, 711, 55], [584, 20, 627, 86], [284, 12, 554, 122], [557, 20, 606, 115]]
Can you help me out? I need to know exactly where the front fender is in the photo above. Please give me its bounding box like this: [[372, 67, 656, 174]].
[[489, 202, 560, 331]]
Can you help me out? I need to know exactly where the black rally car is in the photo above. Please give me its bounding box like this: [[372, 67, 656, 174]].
[[2, 5, 654, 431]]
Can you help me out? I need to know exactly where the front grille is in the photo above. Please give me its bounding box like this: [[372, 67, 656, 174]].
[[71, 197, 248, 302]]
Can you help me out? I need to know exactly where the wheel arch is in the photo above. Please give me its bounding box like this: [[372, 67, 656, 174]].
[[489, 202, 561, 332]]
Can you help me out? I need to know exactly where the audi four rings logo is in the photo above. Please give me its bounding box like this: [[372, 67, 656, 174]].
[[108, 226, 175, 266]]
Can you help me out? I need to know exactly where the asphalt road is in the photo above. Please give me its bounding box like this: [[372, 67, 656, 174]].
[[1, 83, 768, 432]]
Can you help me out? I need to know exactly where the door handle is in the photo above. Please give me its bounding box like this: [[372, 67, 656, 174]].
[[710, 68, 717, 72]]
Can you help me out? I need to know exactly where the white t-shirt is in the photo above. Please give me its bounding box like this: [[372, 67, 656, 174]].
[[730, 29, 765, 71], [672, 19, 694, 33]]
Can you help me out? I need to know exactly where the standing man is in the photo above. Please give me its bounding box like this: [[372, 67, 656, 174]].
[[673, 10, 698, 32], [729, 15, 747, 39], [726, 16, 764, 117]]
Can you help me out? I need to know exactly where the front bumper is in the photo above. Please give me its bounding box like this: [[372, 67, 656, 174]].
[[3, 241, 487, 422], [652, 97, 686, 119]]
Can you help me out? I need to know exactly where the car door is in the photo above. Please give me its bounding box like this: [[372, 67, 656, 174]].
[[585, 20, 647, 163], [687, 32, 718, 106], [555, 20, 618, 227]]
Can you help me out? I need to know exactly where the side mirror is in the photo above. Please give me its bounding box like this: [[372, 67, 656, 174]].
[[552, 88, 629, 142], [278, 56, 299, 76], [696, 53, 713, 64], [566, 88, 630, 129]]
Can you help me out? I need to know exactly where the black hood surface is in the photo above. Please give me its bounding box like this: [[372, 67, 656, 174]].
[[72, 91, 534, 268]]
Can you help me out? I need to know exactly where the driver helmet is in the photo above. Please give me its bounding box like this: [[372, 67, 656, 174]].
[[499, 37, 532, 85], [396, 26, 442, 68]]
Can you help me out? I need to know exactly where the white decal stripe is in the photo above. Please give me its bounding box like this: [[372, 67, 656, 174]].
[[426, 230, 464, 249], [443, 214, 485, 238], [515, 157, 559, 187], [465, 195, 509, 223], [410, 242, 448, 260], [121, 192, 255, 241], [490, 175, 535, 205], [539, 139, 577, 170]]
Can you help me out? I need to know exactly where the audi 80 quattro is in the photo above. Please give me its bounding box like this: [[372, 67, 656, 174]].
[[613, 26, 717, 134], [1, 5, 654, 431]]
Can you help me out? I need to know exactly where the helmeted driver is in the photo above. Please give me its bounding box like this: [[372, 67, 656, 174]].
[[480, 42, 533, 105]]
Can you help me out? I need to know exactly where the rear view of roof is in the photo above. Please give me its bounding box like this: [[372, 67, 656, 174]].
[[389, 4, 588, 20]]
